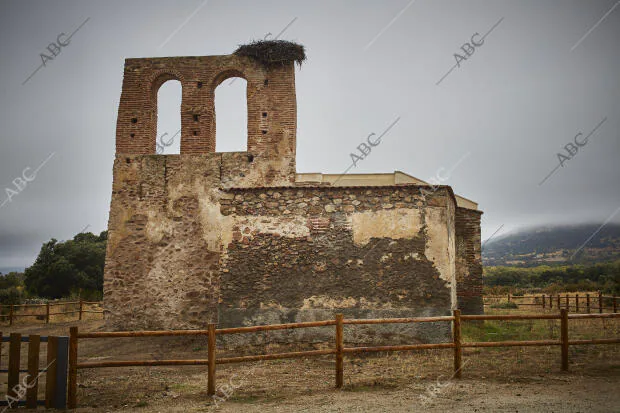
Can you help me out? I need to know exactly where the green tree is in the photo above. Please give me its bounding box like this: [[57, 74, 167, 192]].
[[0, 272, 25, 305], [24, 231, 107, 299]]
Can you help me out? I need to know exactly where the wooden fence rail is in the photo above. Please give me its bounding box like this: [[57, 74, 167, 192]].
[[0, 300, 104, 325], [63, 310, 620, 409], [484, 293, 617, 313]]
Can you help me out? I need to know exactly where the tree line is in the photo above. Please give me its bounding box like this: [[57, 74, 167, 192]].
[[484, 260, 620, 295], [0, 231, 107, 304]]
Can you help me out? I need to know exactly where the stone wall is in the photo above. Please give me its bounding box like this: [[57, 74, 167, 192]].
[[218, 185, 457, 344], [455, 207, 484, 314], [104, 152, 458, 342], [104, 50, 483, 342], [104, 155, 223, 330]]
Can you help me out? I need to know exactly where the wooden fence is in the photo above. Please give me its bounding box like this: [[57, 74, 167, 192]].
[[6, 293, 612, 326], [484, 293, 618, 313], [63, 310, 620, 409], [0, 333, 69, 408], [0, 300, 103, 325]]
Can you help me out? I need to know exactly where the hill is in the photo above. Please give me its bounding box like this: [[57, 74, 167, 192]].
[[482, 223, 620, 266]]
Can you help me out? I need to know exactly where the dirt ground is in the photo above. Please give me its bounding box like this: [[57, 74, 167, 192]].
[[1, 316, 619, 412]]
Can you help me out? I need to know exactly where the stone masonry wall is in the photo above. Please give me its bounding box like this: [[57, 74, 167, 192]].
[[104, 51, 481, 343], [104, 155, 222, 330], [218, 186, 457, 344], [455, 207, 483, 314], [104, 152, 458, 343]]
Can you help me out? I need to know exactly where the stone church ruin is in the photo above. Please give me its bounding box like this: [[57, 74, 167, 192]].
[[103, 41, 483, 343]]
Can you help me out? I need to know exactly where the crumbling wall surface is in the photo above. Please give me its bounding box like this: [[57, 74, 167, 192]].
[[455, 206, 484, 314], [219, 186, 457, 344], [104, 51, 479, 342], [104, 154, 225, 330], [104, 161, 461, 338]]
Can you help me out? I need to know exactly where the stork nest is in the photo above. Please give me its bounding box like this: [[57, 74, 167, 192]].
[[234, 40, 306, 67]]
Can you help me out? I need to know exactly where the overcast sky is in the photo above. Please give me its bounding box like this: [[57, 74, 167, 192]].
[[0, 0, 619, 271]]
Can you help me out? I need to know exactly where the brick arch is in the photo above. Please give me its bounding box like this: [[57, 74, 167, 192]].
[[148, 70, 185, 98], [211, 69, 247, 90]]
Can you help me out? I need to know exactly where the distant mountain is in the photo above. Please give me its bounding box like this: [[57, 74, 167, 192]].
[[482, 224, 620, 266]]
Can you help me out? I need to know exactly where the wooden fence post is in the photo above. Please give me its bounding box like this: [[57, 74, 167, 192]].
[[560, 309, 569, 371], [557, 295, 560, 309], [542, 294, 546, 309], [575, 294, 579, 313], [614, 296, 617, 313], [7, 333, 21, 408], [335, 314, 344, 388], [507, 294, 511, 302], [599, 292, 603, 313], [78, 300, 83, 321], [550, 295, 553, 309], [46, 336, 58, 408], [566, 294, 570, 311], [68, 327, 78, 409], [586, 294, 591, 313], [207, 324, 216, 396], [453, 309, 462, 379], [46, 302, 50, 324], [26, 335, 41, 409], [9, 305, 14, 326]]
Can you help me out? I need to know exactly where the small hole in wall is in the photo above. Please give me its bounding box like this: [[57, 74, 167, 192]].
[[197, 81, 203, 88], [130, 133, 135, 138], [262, 130, 267, 134], [193, 130, 198, 136], [264, 79, 269, 86], [247, 154, 254, 162], [262, 112, 267, 118], [131, 118, 137, 123], [125, 158, 131, 164]]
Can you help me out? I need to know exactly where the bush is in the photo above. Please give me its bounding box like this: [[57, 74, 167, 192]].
[[490, 301, 518, 309], [0, 272, 25, 306], [0, 287, 23, 306]]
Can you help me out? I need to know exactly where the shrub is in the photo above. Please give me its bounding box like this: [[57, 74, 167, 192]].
[[490, 301, 518, 309], [0, 287, 23, 306]]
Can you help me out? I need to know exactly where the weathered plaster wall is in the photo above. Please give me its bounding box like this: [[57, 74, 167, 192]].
[[218, 186, 457, 343], [104, 156, 458, 342], [104, 155, 223, 330], [104, 51, 482, 341]]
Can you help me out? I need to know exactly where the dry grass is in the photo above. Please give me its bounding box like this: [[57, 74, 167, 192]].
[[0, 307, 618, 411]]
